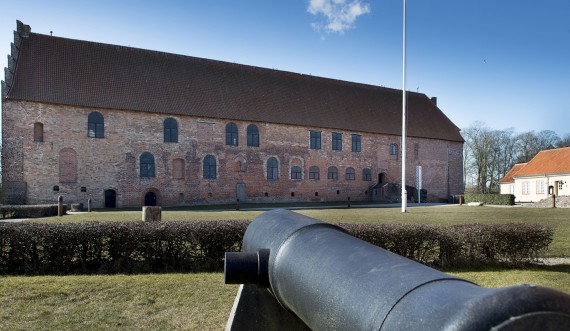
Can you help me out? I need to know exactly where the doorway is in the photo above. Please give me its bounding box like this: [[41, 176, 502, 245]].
[[104, 189, 116, 208], [144, 191, 157, 206], [236, 183, 246, 202]]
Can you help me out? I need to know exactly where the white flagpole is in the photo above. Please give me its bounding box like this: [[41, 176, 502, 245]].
[[401, 0, 407, 213]]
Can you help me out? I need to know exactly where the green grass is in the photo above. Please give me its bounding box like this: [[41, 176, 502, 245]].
[[1, 269, 569, 331], [0, 273, 238, 331]]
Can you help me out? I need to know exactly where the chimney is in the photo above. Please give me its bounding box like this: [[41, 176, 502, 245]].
[[430, 97, 437, 105]]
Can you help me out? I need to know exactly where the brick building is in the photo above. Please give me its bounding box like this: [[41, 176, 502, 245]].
[[2, 21, 464, 208]]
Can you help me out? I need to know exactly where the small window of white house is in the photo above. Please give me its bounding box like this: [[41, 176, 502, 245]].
[[536, 180, 545, 194], [522, 181, 530, 195]]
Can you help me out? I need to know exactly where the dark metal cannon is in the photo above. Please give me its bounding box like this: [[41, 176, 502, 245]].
[[225, 209, 570, 330]]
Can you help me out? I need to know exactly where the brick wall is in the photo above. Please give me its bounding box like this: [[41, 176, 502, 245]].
[[2, 100, 464, 207]]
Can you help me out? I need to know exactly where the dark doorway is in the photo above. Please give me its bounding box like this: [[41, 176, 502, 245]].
[[144, 191, 157, 206], [378, 173, 386, 184], [104, 189, 116, 208]]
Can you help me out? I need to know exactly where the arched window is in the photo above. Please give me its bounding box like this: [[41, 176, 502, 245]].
[[345, 167, 356, 180], [226, 123, 238, 146], [203, 155, 217, 179], [390, 143, 398, 155], [164, 118, 178, 143], [247, 124, 259, 147], [34, 122, 44, 142], [140, 152, 155, 178], [327, 166, 338, 180], [59, 148, 77, 183], [172, 158, 185, 179], [88, 111, 104, 138], [291, 166, 302, 180], [362, 168, 372, 181], [267, 157, 279, 180], [309, 166, 320, 180]]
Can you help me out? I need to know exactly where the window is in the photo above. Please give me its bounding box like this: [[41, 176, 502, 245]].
[[522, 181, 530, 195], [332, 132, 342, 151], [164, 118, 178, 143], [203, 155, 217, 179], [34, 122, 44, 142], [291, 166, 302, 180], [310, 131, 321, 149], [140, 152, 155, 178], [309, 166, 320, 180], [536, 180, 545, 194], [59, 148, 77, 183], [362, 168, 372, 181], [414, 143, 419, 160], [267, 157, 279, 180], [345, 167, 355, 180], [351, 134, 361, 152], [247, 124, 259, 147], [173, 158, 185, 179], [390, 143, 398, 155], [226, 123, 238, 146], [328, 166, 338, 180], [559, 181, 565, 190], [88, 111, 104, 138]]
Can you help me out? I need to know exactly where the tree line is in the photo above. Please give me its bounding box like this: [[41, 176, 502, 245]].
[[462, 122, 570, 193]]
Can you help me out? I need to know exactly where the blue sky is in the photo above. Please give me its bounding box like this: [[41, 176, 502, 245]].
[[1, 0, 569, 136]]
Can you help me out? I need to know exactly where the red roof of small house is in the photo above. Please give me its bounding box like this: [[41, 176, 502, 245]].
[[513, 147, 570, 178], [499, 163, 527, 183], [3, 23, 464, 143]]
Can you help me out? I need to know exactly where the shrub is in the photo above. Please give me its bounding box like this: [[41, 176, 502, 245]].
[[0, 220, 552, 274], [464, 193, 515, 206], [0, 205, 65, 219], [0, 220, 249, 275], [340, 222, 552, 267]]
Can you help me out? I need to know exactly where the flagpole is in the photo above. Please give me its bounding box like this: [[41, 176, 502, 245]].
[[401, 0, 407, 213]]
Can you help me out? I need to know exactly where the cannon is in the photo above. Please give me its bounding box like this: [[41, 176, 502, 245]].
[[225, 209, 570, 330]]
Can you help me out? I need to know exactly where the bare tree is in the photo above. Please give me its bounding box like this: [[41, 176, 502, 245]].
[[463, 123, 567, 194], [558, 133, 570, 148], [515, 130, 561, 163], [462, 122, 494, 193]]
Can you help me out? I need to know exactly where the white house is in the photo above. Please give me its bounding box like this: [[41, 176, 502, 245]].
[[500, 147, 570, 202]]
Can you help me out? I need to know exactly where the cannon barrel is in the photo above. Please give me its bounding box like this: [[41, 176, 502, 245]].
[[225, 209, 570, 330]]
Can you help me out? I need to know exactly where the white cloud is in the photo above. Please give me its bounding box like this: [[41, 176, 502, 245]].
[[307, 0, 371, 34]]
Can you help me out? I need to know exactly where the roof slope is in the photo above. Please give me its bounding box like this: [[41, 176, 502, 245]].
[[5, 31, 463, 142], [513, 147, 570, 177], [499, 163, 527, 183]]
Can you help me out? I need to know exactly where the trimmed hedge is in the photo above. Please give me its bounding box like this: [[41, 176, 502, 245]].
[[464, 193, 515, 206], [0, 220, 552, 274], [0, 221, 248, 274], [340, 223, 552, 267], [0, 205, 65, 219]]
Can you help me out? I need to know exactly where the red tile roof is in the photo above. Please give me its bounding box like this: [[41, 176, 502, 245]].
[[5, 32, 463, 142], [499, 163, 527, 183], [512, 147, 570, 178]]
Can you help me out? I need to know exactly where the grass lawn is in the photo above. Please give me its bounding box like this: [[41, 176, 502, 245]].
[[1, 268, 569, 331], [3, 205, 567, 329]]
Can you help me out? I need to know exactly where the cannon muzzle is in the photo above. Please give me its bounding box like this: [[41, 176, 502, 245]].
[[225, 209, 570, 330]]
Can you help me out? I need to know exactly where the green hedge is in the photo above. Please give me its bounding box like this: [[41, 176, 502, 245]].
[[0, 221, 248, 274], [340, 223, 552, 267], [0, 220, 552, 274], [464, 193, 515, 205], [0, 205, 65, 219]]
